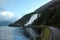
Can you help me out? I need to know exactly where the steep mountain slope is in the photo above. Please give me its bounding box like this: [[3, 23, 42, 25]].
[[32, 1, 60, 27], [9, 12, 39, 26], [9, 1, 60, 27]]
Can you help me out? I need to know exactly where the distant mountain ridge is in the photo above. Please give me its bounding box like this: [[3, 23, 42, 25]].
[[0, 21, 12, 26], [0, 18, 17, 26]]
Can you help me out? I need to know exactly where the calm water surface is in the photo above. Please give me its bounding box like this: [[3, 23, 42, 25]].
[[0, 26, 29, 40]]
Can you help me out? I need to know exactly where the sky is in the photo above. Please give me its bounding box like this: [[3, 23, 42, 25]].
[[0, 0, 51, 21]]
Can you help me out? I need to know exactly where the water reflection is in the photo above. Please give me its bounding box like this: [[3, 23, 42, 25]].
[[0, 26, 29, 40]]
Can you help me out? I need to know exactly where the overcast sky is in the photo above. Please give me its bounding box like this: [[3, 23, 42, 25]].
[[0, 0, 51, 21]]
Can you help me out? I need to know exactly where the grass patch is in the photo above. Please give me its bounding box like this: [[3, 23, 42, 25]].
[[41, 27, 51, 40]]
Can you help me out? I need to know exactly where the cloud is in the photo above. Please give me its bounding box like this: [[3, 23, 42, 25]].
[[0, 0, 14, 21], [0, 11, 14, 21], [0, 11, 14, 18]]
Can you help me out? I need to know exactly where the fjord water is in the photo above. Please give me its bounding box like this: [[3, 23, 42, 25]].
[[0, 26, 29, 40]]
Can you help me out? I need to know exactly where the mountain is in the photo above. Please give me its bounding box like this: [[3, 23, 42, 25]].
[[32, 1, 60, 27], [9, 1, 60, 27], [0, 18, 18, 26], [8, 12, 38, 26], [0, 21, 12, 26]]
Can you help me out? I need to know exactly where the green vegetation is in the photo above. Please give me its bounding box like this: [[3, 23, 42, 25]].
[[41, 27, 51, 40], [32, 4, 60, 27], [34, 25, 51, 40]]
